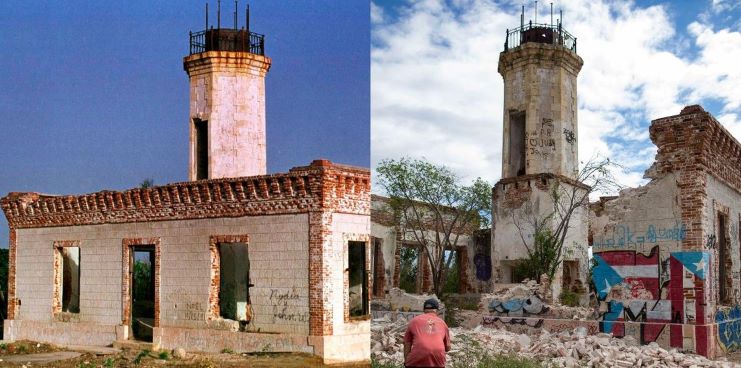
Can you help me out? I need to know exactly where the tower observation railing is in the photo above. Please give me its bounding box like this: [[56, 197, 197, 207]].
[[504, 21, 577, 53], [189, 28, 265, 56]]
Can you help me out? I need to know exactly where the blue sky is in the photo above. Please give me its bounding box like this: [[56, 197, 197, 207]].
[[0, 1, 369, 247], [371, 0, 741, 191]]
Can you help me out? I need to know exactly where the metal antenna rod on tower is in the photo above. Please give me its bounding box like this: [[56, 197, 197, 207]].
[[521, 5, 524, 29], [246, 4, 250, 33], [206, 2, 209, 29], [234, 0, 238, 30], [560, 9, 563, 26], [550, 2, 553, 27]]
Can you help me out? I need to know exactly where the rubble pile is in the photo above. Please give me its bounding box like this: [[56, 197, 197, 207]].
[[371, 317, 738, 367]]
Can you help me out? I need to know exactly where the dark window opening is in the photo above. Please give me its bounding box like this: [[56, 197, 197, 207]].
[[195, 119, 209, 180], [398, 244, 420, 293], [61, 247, 80, 313], [219, 242, 251, 322], [131, 247, 155, 341], [719, 213, 731, 305], [509, 111, 526, 176], [372, 238, 385, 298], [348, 241, 369, 317]]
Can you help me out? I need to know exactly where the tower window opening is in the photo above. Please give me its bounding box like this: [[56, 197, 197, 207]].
[[509, 111, 526, 176], [194, 119, 209, 180]]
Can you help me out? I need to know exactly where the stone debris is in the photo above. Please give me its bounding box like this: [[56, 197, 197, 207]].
[[386, 287, 444, 311], [371, 316, 738, 367]]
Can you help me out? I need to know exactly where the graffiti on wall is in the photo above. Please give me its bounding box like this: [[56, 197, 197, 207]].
[[592, 221, 711, 353], [591, 222, 687, 250], [474, 254, 492, 281], [716, 305, 741, 351]]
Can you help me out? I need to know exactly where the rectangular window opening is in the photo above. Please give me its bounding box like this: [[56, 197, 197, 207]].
[[719, 213, 731, 305], [348, 241, 369, 318], [509, 111, 526, 176], [442, 249, 459, 295], [372, 237, 385, 298], [219, 242, 250, 321], [194, 118, 209, 180], [398, 244, 420, 294], [61, 247, 80, 313]]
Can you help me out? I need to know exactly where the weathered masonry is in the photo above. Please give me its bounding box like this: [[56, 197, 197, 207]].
[[590, 105, 741, 358], [491, 18, 589, 297], [370, 195, 477, 298], [1, 10, 370, 365]]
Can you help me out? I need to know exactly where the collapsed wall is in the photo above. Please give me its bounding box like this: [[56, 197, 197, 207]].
[[590, 105, 741, 358]]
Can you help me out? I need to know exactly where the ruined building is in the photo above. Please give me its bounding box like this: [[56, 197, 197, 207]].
[[370, 195, 478, 300], [491, 18, 589, 297], [590, 105, 741, 357], [1, 14, 370, 364]]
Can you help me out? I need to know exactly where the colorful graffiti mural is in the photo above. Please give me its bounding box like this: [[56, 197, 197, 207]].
[[591, 222, 712, 355], [716, 306, 741, 351]]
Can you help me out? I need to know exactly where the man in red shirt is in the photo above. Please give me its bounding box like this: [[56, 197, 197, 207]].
[[403, 299, 451, 368]]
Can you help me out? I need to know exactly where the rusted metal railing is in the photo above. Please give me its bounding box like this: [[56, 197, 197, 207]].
[[504, 21, 577, 53], [189, 28, 265, 56]]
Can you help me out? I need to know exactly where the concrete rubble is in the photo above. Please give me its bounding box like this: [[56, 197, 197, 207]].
[[371, 315, 738, 367]]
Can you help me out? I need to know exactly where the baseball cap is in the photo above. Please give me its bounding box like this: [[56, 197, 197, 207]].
[[423, 298, 439, 310]]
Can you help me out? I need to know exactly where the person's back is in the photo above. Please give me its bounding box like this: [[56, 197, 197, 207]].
[[403, 300, 450, 368]]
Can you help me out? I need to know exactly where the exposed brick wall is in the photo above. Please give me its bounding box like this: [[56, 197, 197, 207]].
[[121, 238, 161, 328], [208, 235, 250, 320], [493, 173, 591, 210], [8, 228, 16, 319], [457, 246, 471, 293], [52, 240, 81, 315], [650, 105, 741, 251]]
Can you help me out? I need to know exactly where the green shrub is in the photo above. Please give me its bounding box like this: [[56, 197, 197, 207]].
[[559, 289, 580, 307], [221, 348, 235, 354], [158, 350, 170, 360], [371, 359, 403, 368], [476, 354, 543, 368], [133, 349, 150, 365]]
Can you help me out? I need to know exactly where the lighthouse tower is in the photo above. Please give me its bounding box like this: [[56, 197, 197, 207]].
[[491, 9, 588, 299], [184, 4, 271, 180]]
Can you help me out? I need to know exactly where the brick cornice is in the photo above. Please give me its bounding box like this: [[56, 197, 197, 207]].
[[1, 160, 370, 229], [650, 105, 741, 195]]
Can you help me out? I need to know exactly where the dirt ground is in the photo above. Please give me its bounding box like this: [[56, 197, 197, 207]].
[[0, 340, 369, 367]]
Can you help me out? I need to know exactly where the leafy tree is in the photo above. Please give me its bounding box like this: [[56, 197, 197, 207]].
[[512, 156, 622, 284], [376, 157, 490, 298]]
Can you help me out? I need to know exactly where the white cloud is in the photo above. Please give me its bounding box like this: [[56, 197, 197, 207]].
[[371, 0, 741, 194]]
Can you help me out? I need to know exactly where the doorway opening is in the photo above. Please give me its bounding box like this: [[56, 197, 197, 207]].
[[130, 247, 155, 341]]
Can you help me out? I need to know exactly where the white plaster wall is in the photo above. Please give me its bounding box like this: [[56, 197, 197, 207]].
[[327, 212, 370, 363], [703, 174, 741, 305], [371, 222, 397, 292], [13, 213, 310, 339]]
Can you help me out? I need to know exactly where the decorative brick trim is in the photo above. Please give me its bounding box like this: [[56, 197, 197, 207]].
[[208, 235, 250, 320], [1, 160, 370, 230], [121, 238, 161, 328], [342, 233, 371, 323], [7, 228, 16, 319], [52, 240, 81, 315]]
